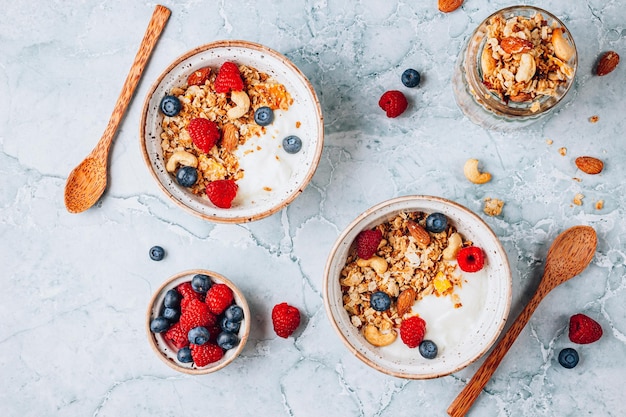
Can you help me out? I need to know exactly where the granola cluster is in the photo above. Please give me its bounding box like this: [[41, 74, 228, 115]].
[[160, 64, 293, 196]]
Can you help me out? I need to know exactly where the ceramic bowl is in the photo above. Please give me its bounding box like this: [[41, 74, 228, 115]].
[[323, 196, 512, 379], [140, 40, 324, 223], [146, 269, 250, 375]]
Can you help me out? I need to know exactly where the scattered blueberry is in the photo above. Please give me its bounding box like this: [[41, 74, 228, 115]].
[[224, 304, 244, 322], [282, 135, 302, 154], [216, 331, 240, 350], [558, 348, 579, 369], [163, 289, 181, 308], [150, 316, 170, 333], [254, 106, 274, 126], [220, 316, 241, 333], [160, 95, 182, 117], [419, 340, 438, 359], [370, 291, 391, 311], [162, 307, 180, 322], [401, 68, 421, 88], [188, 326, 211, 345], [191, 274, 212, 294], [177, 346, 193, 363], [425, 213, 448, 233], [176, 166, 198, 187], [149, 246, 165, 261]]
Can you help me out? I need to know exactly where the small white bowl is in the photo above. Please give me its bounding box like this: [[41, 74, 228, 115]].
[[140, 40, 324, 223], [146, 269, 250, 375], [323, 196, 512, 379]]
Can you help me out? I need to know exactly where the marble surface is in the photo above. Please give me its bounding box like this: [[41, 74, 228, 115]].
[[1, 1, 625, 416]]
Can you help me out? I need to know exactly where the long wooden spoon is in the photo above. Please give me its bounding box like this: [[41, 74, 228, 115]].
[[64, 5, 170, 213], [447, 225, 597, 417]]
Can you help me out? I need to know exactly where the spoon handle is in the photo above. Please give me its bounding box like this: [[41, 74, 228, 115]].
[[447, 283, 548, 417], [93, 5, 170, 160]]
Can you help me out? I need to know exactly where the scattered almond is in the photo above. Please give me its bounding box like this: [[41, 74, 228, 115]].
[[500, 37, 534, 54], [596, 51, 619, 76], [407, 220, 431, 249], [575, 156, 604, 175], [438, 0, 463, 13], [396, 288, 416, 317], [221, 123, 239, 152]]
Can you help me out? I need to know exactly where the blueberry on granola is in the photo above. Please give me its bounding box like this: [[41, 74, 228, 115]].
[[176, 166, 198, 188], [401, 69, 421, 88], [254, 106, 274, 126], [159, 95, 182, 117], [370, 291, 391, 311], [283, 135, 302, 154], [425, 212, 448, 233]]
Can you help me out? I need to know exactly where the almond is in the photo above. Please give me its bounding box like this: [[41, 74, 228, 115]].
[[407, 220, 431, 249], [575, 156, 604, 175], [438, 0, 463, 13], [396, 288, 416, 317], [596, 51, 619, 76], [500, 37, 533, 54], [221, 123, 239, 152]]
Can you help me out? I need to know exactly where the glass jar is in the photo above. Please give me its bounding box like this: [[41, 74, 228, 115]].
[[452, 6, 578, 131]]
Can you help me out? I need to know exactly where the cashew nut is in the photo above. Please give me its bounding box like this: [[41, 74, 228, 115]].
[[165, 150, 198, 173], [463, 159, 492, 184], [551, 28, 574, 61], [515, 53, 536, 83], [356, 256, 388, 275], [363, 324, 397, 347], [443, 232, 463, 261], [226, 90, 251, 119], [480, 46, 496, 75]]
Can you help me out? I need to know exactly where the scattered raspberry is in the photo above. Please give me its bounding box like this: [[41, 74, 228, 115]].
[[191, 343, 224, 367], [400, 316, 426, 348], [214, 61, 244, 93], [457, 246, 485, 272], [569, 313, 603, 344], [205, 283, 234, 315], [188, 118, 220, 153], [164, 322, 189, 349], [272, 302, 301, 338], [187, 66, 211, 86], [206, 179, 238, 209], [179, 298, 217, 330], [378, 90, 408, 118], [355, 229, 383, 259]]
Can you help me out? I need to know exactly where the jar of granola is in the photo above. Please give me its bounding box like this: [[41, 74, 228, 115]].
[[452, 6, 577, 130]]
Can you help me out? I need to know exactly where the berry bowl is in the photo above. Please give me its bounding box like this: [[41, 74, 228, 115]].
[[323, 195, 512, 379], [146, 269, 250, 374], [140, 40, 324, 223]]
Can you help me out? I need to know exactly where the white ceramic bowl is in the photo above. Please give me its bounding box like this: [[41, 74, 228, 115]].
[[140, 40, 324, 223], [146, 269, 250, 375], [323, 196, 512, 379]]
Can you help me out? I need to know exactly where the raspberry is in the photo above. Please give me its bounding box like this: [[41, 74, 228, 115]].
[[569, 313, 603, 344], [177, 282, 203, 301], [355, 229, 383, 259], [378, 90, 408, 118], [457, 246, 485, 272], [214, 61, 244, 93], [400, 316, 426, 348], [191, 343, 224, 367], [188, 118, 220, 153], [271, 302, 301, 338], [164, 322, 189, 349], [206, 179, 238, 209], [187, 66, 211, 86], [205, 283, 234, 315], [179, 298, 217, 330]]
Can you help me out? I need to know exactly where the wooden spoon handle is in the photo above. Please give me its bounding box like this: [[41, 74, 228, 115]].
[[447, 285, 548, 417], [93, 5, 170, 160]]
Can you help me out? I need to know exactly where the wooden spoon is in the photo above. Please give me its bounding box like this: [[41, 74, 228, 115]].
[[64, 5, 170, 213], [447, 225, 597, 417]]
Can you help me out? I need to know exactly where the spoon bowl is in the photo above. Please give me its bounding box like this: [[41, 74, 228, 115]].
[[64, 157, 107, 213]]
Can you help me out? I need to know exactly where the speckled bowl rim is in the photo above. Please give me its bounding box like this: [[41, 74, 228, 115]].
[[323, 195, 512, 379], [146, 269, 251, 375], [140, 40, 324, 223]]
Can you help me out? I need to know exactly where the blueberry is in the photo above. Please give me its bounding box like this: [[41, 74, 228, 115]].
[[188, 326, 211, 345], [401, 68, 421, 88], [149, 245, 165, 261], [220, 316, 241, 333], [177, 346, 193, 363], [159, 95, 182, 117], [150, 316, 170, 333], [176, 166, 198, 187], [425, 213, 448, 233], [558, 348, 579, 369], [419, 340, 438, 359], [224, 304, 244, 323], [254, 106, 274, 126], [216, 331, 240, 350], [370, 291, 391, 311], [162, 307, 180, 322], [282, 135, 302, 154], [191, 274, 212, 294], [163, 289, 181, 308]]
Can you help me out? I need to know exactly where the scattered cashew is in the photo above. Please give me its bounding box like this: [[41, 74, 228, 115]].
[[443, 232, 463, 260], [363, 324, 397, 347], [356, 256, 388, 275], [463, 159, 492, 184], [226, 90, 251, 119], [515, 53, 536, 83], [165, 150, 198, 173]]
